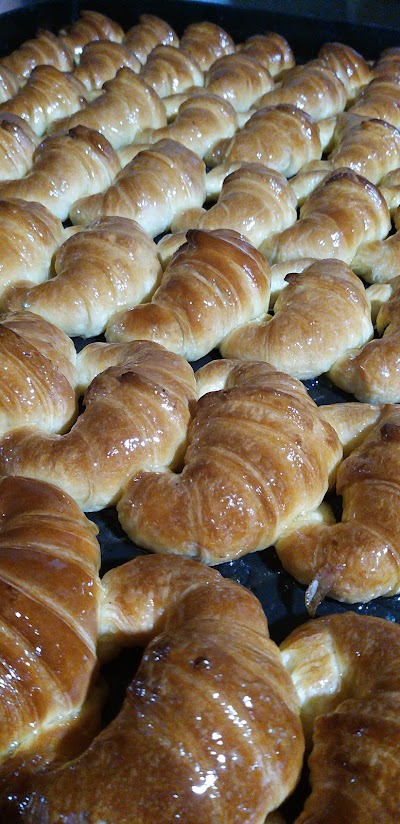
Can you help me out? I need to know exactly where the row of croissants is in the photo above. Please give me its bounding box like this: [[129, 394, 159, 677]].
[[0, 5, 400, 823]]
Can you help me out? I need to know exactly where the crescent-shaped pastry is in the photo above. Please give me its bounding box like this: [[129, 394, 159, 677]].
[[0, 65, 21, 104], [204, 52, 274, 112], [140, 43, 203, 97], [318, 41, 373, 101], [74, 40, 141, 91], [349, 77, 400, 129], [59, 9, 124, 58], [0, 114, 39, 181], [179, 21, 235, 71], [238, 31, 295, 77], [0, 28, 74, 79], [254, 60, 347, 121], [352, 205, 400, 282], [123, 14, 179, 64], [328, 116, 400, 184]]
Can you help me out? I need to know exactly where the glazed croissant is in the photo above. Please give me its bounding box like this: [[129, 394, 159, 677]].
[[0, 199, 64, 304], [70, 138, 206, 234], [117, 358, 342, 564], [352, 205, 400, 282], [328, 116, 400, 185], [59, 9, 124, 58], [0, 340, 196, 511], [0, 28, 74, 79], [105, 228, 270, 359], [140, 43, 204, 97], [74, 40, 141, 91], [281, 611, 400, 823], [5, 553, 304, 824], [179, 20, 235, 71], [220, 259, 374, 380], [123, 13, 179, 64], [275, 403, 400, 603], [0, 65, 21, 104], [254, 59, 347, 121], [3, 216, 162, 338], [204, 52, 274, 112], [349, 76, 400, 129], [0, 125, 121, 221], [0, 310, 78, 436], [0, 115, 39, 181], [238, 31, 295, 77], [318, 41, 373, 101]]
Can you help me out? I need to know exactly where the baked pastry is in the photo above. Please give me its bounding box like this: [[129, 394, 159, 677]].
[[59, 9, 124, 58], [349, 76, 400, 129], [0, 114, 39, 181], [262, 168, 391, 265], [117, 358, 342, 564], [328, 116, 400, 184], [0, 340, 196, 511], [74, 39, 141, 90], [0, 64, 87, 137], [254, 60, 347, 121], [0, 125, 121, 221], [179, 21, 235, 71], [276, 403, 400, 604], [172, 162, 298, 247], [318, 41, 373, 101], [0, 310, 78, 436], [0, 28, 74, 79], [5, 553, 304, 824], [140, 43, 203, 97], [0, 198, 65, 304], [238, 31, 295, 77], [220, 259, 374, 380], [49, 67, 167, 151], [281, 611, 400, 822], [105, 228, 271, 359], [124, 13, 179, 64], [204, 52, 274, 112], [3, 216, 162, 338], [0, 65, 21, 104], [70, 138, 206, 234], [353, 206, 400, 283]]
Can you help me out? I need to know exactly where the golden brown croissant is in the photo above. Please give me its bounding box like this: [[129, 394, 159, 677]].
[[0, 65, 21, 104], [281, 611, 400, 823], [123, 13, 179, 64], [220, 259, 374, 379], [5, 553, 304, 824], [70, 138, 206, 233], [49, 67, 167, 151], [140, 43, 204, 97], [173, 162, 298, 247], [318, 41, 373, 101], [276, 403, 400, 604], [117, 358, 342, 564], [373, 45, 400, 77], [262, 168, 391, 265], [180, 20, 235, 71], [0, 125, 121, 221], [254, 59, 347, 121], [0, 198, 64, 305], [59, 10, 124, 58], [0, 310, 78, 436], [0, 28, 74, 79], [3, 216, 162, 338], [352, 205, 400, 282], [0, 340, 196, 511], [238, 31, 295, 77], [105, 228, 270, 358], [349, 76, 400, 129], [0, 115, 39, 181], [74, 39, 141, 91], [328, 116, 400, 184], [0, 65, 87, 138], [204, 52, 274, 112]]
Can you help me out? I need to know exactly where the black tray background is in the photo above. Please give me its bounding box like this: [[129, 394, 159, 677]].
[[1, 2, 400, 817]]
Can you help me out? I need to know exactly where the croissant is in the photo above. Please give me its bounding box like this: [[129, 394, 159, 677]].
[[275, 403, 400, 604], [0, 198, 64, 305], [74, 40, 141, 91], [4, 552, 304, 824], [179, 20, 235, 71], [328, 277, 400, 402], [117, 358, 342, 564], [105, 228, 270, 358], [220, 259, 374, 379], [0, 310, 78, 436], [328, 116, 400, 185], [0, 28, 74, 79], [0, 125, 121, 221], [0, 65, 87, 138], [49, 67, 167, 151], [0, 340, 196, 511], [70, 138, 206, 233], [204, 52, 274, 112], [238, 31, 295, 77], [140, 43, 204, 97], [173, 163, 298, 247], [373, 46, 400, 79], [349, 76, 400, 129], [0, 115, 39, 181], [318, 41, 373, 101], [262, 168, 391, 265], [124, 13, 179, 64], [254, 60, 347, 121], [3, 216, 162, 337], [59, 10, 124, 58], [0, 65, 21, 104], [280, 611, 400, 822]]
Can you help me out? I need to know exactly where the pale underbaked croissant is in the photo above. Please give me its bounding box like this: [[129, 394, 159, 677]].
[[254, 59, 347, 121], [74, 39, 142, 91], [0, 65, 87, 137], [275, 402, 400, 604], [139, 43, 204, 97], [4, 552, 304, 824], [204, 52, 274, 112], [70, 138, 206, 234], [0, 114, 39, 181], [59, 9, 124, 58], [281, 611, 400, 823], [0, 340, 196, 511], [123, 13, 179, 64], [0, 125, 121, 221], [262, 168, 391, 265], [117, 358, 342, 564], [179, 20, 235, 71], [238, 31, 295, 77], [3, 216, 162, 338], [105, 228, 270, 359], [0, 310, 78, 436], [0, 28, 74, 79], [220, 259, 374, 380], [49, 67, 167, 151], [0, 198, 65, 305]]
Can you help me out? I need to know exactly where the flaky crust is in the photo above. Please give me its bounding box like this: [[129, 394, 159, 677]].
[[117, 359, 341, 563]]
